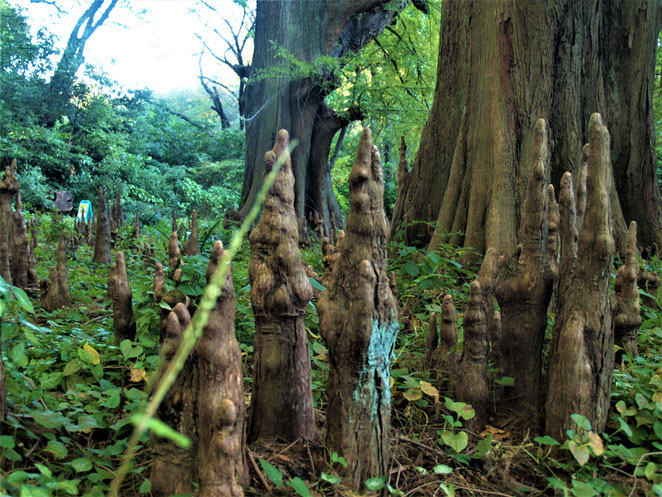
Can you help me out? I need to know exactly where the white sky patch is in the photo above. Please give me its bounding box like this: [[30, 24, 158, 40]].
[[10, 0, 245, 95]]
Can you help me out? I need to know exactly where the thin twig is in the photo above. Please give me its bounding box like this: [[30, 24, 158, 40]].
[[247, 449, 272, 492], [629, 451, 662, 497]]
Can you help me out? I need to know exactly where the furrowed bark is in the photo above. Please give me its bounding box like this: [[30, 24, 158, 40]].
[[197, 241, 247, 497], [495, 119, 555, 406], [318, 128, 398, 490], [11, 191, 29, 290], [0, 160, 19, 284], [150, 303, 197, 497], [545, 113, 615, 439], [612, 221, 641, 359], [434, 294, 460, 383], [247, 129, 315, 443], [41, 232, 71, 311], [424, 313, 438, 369], [182, 210, 200, 256], [93, 187, 111, 264], [107, 251, 136, 345], [454, 280, 489, 431]]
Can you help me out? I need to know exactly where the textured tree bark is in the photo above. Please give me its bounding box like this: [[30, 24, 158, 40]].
[[197, 241, 247, 497], [150, 303, 197, 497], [240, 0, 404, 236], [424, 313, 438, 369], [168, 231, 181, 273], [545, 113, 615, 440], [454, 281, 489, 432], [41, 232, 71, 312], [318, 128, 398, 490], [153, 262, 189, 344], [494, 119, 556, 407], [434, 294, 460, 383], [10, 191, 29, 290], [612, 221, 641, 359], [0, 160, 19, 284], [401, 0, 661, 254], [181, 210, 200, 256], [111, 185, 123, 229], [93, 187, 111, 264], [107, 251, 135, 345], [0, 317, 5, 423], [248, 130, 315, 442]]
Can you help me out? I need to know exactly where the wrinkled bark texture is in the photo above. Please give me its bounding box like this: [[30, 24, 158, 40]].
[[545, 114, 615, 440], [107, 251, 135, 345], [93, 187, 111, 264], [248, 130, 315, 442], [398, 0, 662, 255], [495, 120, 556, 406], [0, 160, 19, 285], [434, 294, 459, 383], [41, 232, 71, 312], [182, 210, 200, 256], [318, 129, 398, 490], [454, 281, 489, 432], [240, 0, 404, 236]]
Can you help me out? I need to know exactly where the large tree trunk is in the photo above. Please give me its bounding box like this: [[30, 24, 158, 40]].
[[239, 0, 404, 236], [398, 0, 662, 255]]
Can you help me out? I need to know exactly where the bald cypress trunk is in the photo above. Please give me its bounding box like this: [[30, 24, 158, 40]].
[[397, 0, 662, 255]]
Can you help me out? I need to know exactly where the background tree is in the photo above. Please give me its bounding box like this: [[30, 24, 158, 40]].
[[393, 0, 662, 256], [238, 0, 411, 235]]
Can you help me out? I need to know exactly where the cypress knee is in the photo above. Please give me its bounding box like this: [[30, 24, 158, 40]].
[[247, 129, 315, 442], [151, 303, 197, 497], [197, 241, 247, 497], [182, 210, 200, 256], [454, 280, 489, 432], [434, 294, 460, 383], [0, 160, 18, 283], [612, 221, 641, 359], [495, 119, 555, 406], [318, 128, 398, 490], [93, 187, 111, 264], [41, 232, 71, 311], [11, 191, 29, 289], [424, 313, 438, 368], [545, 113, 615, 440], [108, 252, 136, 344]]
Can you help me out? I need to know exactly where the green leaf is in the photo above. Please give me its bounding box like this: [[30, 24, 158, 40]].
[[403, 262, 420, 277], [40, 372, 63, 389], [645, 462, 657, 481], [494, 376, 515, 387], [570, 413, 592, 432], [0, 434, 15, 449], [141, 417, 190, 447], [32, 410, 64, 429], [288, 477, 313, 497], [63, 359, 82, 376], [11, 342, 28, 368], [12, 286, 34, 313], [534, 435, 560, 446], [309, 277, 325, 291], [439, 483, 456, 497], [568, 440, 590, 466], [139, 478, 152, 493], [618, 417, 633, 437], [320, 472, 341, 484], [8, 471, 30, 483], [433, 464, 453, 474], [55, 478, 81, 495], [330, 452, 348, 468], [365, 476, 387, 491], [45, 440, 68, 459], [441, 430, 468, 453], [35, 463, 52, 477], [570, 480, 598, 497], [655, 421, 662, 441], [259, 459, 283, 487], [70, 457, 93, 472], [69, 415, 98, 432], [120, 340, 143, 359]]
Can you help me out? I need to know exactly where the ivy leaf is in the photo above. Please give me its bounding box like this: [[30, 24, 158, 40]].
[[287, 477, 313, 497], [568, 440, 590, 466], [420, 381, 440, 403], [259, 459, 283, 487], [570, 480, 598, 497], [70, 457, 92, 472], [54, 478, 81, 495], [63, 359, 82, 376], [534, 435, 560, 446], [441, 430, 468, 453], [403, 388, 422, 401], [433, 464, 453, 474], [11, 343, 28, 368], [587, 431, 604, 456], [320, 472, 341, 484], [35, 463, 52, 477], [0, 435, 15, 449], [364, 476, 387, 491], [139, 478, 152, 494], [32, 410, 65, 429], [120, 340, 143, 360], [45, 440, 68, 459]]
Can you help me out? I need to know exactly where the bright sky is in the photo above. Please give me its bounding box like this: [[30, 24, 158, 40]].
[[11, 0, 248, 94]]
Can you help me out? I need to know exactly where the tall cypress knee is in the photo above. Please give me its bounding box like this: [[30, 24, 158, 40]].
[[545, 113, 615, 439], [107, 251, 136, 344], [182, 210, 200, 256], [0, 160, 19, 284], [495, 119, 556, 406], [247, 129, 315, 442], [612, 221, 641, 359], [93, 187, 111, 264], [318, 128, 398, 490], [197, 241, 247, 497], [41, 232, 71, 312]]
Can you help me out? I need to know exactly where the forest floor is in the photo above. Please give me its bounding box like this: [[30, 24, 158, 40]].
[[0, 215, 660, 497]]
